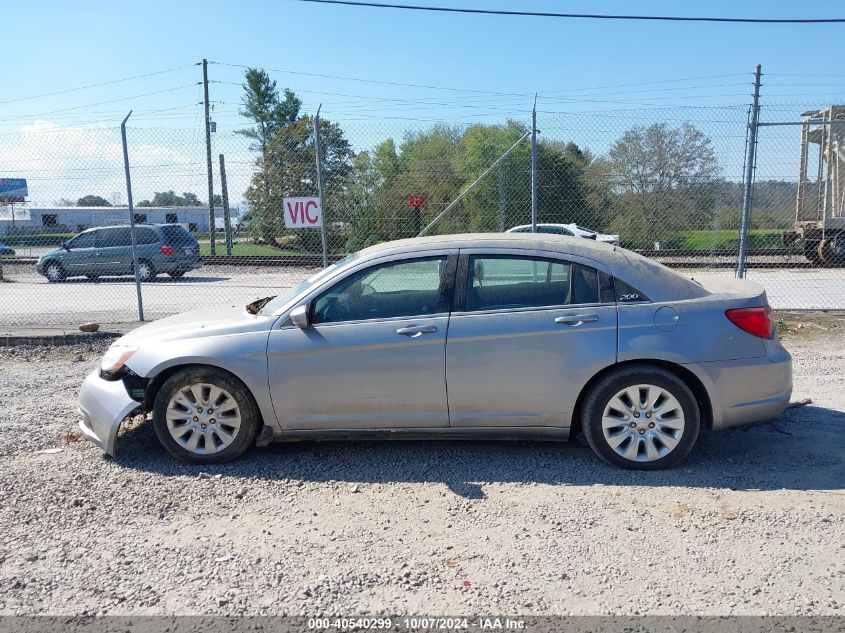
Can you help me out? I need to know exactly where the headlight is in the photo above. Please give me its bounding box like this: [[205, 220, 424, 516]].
[[100, 345, 138, 374]]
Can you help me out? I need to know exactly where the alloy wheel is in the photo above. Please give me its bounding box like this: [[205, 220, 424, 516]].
[[601, 384, 686, 462], [46, 263, 63, 282], [165, 382, 242, 455], [137, 261, 153, 281]]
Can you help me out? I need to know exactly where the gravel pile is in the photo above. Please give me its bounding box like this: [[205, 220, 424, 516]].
[[0, 328, 843, 616]]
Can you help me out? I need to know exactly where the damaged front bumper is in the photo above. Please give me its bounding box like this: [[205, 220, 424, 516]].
[[78, 370, 140, 456]]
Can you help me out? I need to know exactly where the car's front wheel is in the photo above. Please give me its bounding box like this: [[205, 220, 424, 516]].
[[152, 367, 261, 464], [44, 261, 65, 282], [581, 365, 700, 470]]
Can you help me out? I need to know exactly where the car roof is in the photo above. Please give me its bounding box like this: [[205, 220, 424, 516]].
[[355, 233, 708, 302], [86, 223, 165, 231], [508, 223, 577, 230], [358, 232, 609, 257]]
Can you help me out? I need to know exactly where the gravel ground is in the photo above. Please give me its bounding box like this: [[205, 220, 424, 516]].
[[0, 317, 843, 617]]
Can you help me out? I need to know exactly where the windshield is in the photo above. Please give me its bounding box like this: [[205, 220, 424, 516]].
[[258, 253, 360, 316]]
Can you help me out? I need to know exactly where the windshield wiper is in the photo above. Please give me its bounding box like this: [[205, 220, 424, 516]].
[[245, 296, 276, 314]]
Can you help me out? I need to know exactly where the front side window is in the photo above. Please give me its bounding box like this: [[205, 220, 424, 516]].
[[311, 257, 446, 324], [69, 232, 96, 248]]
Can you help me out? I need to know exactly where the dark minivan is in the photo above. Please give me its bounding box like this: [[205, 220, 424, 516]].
[[36, 224, 203, 282]]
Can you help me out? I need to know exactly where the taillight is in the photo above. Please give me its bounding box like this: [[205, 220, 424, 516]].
[[725, 306, 773, 338], [160, 245, 174, 257]]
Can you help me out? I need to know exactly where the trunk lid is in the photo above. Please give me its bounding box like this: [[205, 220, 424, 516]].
[[690, 275, 769, 307]]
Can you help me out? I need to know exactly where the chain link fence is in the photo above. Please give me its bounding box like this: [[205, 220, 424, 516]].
[[1, 101, 843, 327]]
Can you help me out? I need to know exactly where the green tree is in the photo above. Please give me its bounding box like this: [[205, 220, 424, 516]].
[[136, 191, 205, 207], [243, 112, 353, 250], [77, 195, 111, 207], [239, 68, 314, 244], [237, 68, 301, 155], [345, 151, 382, 250], [607, 122, 719, 245]]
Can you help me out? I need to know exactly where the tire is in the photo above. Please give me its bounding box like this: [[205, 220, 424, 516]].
[[168, 270, 186, 278], [44, 261, 65, 282], [152, 367, 261, 464], [581, 364, 700, 470], [134, 259, 156, 282], [804, 241, 823, 267], [818, 237, 845, 268]]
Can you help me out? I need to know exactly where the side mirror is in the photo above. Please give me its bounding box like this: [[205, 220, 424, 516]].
[[62, 241, 70, 251], [290, 304, 310, 328]]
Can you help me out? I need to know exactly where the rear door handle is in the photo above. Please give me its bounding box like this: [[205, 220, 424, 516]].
[[396, 325, 438, 337], [555, 314, 599, 326]]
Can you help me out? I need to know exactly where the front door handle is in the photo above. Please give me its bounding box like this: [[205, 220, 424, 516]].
[[555, 314, 599, 326], [396, 325, 438, 337]]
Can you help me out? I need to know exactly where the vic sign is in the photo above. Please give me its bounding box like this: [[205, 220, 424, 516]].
[[283, 197, 322, 228]]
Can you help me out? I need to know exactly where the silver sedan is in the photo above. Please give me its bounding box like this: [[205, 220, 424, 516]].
[[78, 233, 792, 470]]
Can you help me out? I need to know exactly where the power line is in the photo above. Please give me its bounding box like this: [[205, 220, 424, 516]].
[[0, 85, 200, 120], [216, 61, 752, 99], [296, 0, 845, 23], [215, 61, 527, 96], [0, 65, 194, 106]]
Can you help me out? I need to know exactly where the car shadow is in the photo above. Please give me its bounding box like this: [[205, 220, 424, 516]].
[[57, 275, 230, 284], [114, 404, 845, 495]]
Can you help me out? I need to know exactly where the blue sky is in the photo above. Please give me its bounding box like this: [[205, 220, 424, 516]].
[[1, 0, 843, 203], [3, 0, 844, 125]]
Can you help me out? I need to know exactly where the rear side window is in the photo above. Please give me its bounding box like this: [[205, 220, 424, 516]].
[[161, 225, 196, 245], [571, 264, 600, 304], [96, 228, 132, 247], [465, 256, 570, 312], [136, 228, 158, 245]]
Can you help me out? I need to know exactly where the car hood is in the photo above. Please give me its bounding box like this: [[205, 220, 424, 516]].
[[39, 247, 63, 259], [116, 302, 275, 346]]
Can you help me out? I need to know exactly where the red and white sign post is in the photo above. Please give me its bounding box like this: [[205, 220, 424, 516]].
[[408, 195, 426, 236], [283, 197, 323, 228]]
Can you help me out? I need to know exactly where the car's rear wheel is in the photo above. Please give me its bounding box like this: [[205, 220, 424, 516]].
[[134, 259, 156, 281], [44, 261, 65, 282], [581, 365, 700, 470], [152, 367, 261, 464]]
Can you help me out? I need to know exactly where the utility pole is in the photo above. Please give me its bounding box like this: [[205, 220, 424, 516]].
[[736, 64, 762, 279], [202, 59, 216, 255], [219, 154, 233, 256], [530, 93, 538, 232]]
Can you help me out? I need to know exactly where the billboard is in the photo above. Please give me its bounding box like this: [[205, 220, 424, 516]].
[[0, 178, 28, 203]]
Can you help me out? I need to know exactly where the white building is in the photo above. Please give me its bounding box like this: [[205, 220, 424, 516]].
[[0, 206, 238, 236]]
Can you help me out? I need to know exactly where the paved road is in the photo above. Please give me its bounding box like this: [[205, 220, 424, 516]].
[[1, 264, 843, 328], [0, 265, 320, 328]]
